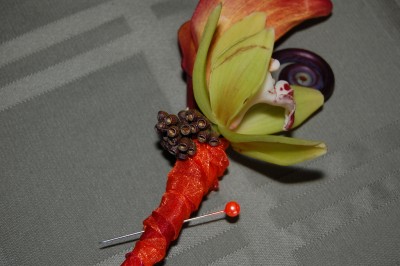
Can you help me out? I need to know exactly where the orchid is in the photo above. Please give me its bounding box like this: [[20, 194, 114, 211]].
[[179, 1, 333, 166]]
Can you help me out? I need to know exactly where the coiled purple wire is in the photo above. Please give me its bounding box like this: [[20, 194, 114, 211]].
[[272, 48, 335, 101]]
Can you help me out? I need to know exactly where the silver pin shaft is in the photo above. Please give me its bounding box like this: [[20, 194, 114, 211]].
[[99, 210, 224, 248]]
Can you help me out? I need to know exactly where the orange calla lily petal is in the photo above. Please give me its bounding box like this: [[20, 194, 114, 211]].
[[178, 21, 197, 76], [178, 22, 198, 108], [191, 0, 332, 45]]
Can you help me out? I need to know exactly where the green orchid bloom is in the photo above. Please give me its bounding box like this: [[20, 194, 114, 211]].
[[192, 4, 326, 166]]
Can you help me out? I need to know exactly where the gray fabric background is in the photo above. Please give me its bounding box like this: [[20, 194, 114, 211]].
[[1, 0, 399, 265]]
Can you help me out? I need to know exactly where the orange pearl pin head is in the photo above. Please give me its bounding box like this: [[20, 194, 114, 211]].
[[224, 201, 240, 217]]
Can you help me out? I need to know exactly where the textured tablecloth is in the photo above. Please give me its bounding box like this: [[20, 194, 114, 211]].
[[1, 0, 400, 265]]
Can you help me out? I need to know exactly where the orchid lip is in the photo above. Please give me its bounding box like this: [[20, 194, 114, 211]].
[[228, 59, 296, 131]]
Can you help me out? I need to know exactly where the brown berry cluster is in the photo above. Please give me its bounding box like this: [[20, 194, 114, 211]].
[[155, 109, 220, 160]]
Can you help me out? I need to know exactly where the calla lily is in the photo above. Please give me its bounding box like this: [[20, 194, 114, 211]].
[[182, 2, 332, 165]]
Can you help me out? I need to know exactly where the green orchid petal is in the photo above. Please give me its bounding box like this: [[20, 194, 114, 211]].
[[231, 139, 327, 166], [192, 4, 222, 124], [209, 14, 274, 127], [233, 85, 324, 135], [291, 85, 325, 128], [211, 12, 267, 64], [218, 125, 326, 165]]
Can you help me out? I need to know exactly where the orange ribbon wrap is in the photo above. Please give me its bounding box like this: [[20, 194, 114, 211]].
[[122, 139, 229, 266]]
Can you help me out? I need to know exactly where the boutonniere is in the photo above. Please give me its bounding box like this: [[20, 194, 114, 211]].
[[119, 1, 333, 265]]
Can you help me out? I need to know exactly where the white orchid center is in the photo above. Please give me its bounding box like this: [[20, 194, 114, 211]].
[[229, 58, 296, 131]]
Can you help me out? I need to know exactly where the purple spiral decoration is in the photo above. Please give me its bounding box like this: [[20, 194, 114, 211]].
[[272, 48, 335, 102]]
